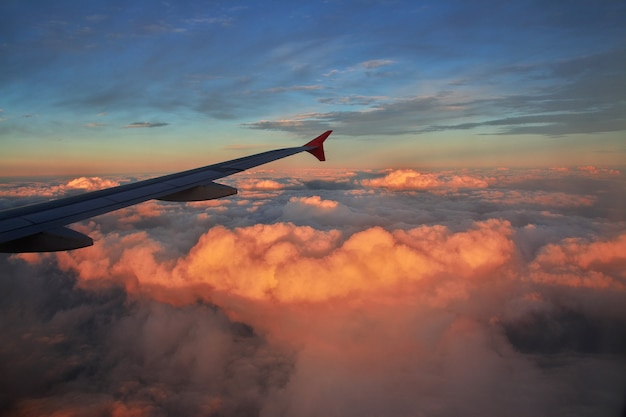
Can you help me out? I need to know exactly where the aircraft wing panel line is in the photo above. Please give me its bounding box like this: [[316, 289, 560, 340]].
[[214, 147, 310, 171]]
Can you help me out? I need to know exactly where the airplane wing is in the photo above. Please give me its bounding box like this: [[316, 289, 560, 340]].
[[0, 130, 332, 253]]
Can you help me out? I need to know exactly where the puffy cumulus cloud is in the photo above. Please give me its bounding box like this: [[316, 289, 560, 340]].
[[281, 195, 358, 226], [55, 220, 513, 304], [65, 176, 120, 191], [0, 176, 120, 199], [288, 195, 339, 210], [237, 179, 285, 190], [529, 233, 626, 290], [30, 218, 625, 416], [212, 220, 510, 302], [0, 183, 61, 199], [362, 169, 489, 190]]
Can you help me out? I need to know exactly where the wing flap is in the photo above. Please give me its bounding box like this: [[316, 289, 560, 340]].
[[158, 183, 237, 202], [0, 227, 93, 253]]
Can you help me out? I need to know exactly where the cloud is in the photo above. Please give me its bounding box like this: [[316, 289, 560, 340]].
[[577, 165, 621, 176], [66, 176, 120, 191], [263, 85, 324, 93], [0, 258, 293, 416], [1, 167, 625, 416], [25, 217, 513, 307], [359, 59, 394, 69], [18, 215, 624, 416], [85, 122, 108, 128], [529, 233, 626, 289], [241, 118, 331, 136], [237, 179, 286, 190], [242, 94, 462, 136], [472, 189, 596, 208], [245, 48, 626, 138], [53, 218, 510, 303], [318, 95, 389, 106], [0, 176, 120, 199], [362, 169, 489, 190], [419, 110, 626, 137], [282, 195, 355, 226], [122, 122, 169, 128], [288, 195, 339, 209]]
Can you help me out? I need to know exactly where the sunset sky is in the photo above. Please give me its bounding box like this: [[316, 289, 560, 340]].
[[1, 1, 626, 416], [1, 0, 625, 174]]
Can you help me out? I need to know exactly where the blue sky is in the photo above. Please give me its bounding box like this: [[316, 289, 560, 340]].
[[1, 0, 625, 174]]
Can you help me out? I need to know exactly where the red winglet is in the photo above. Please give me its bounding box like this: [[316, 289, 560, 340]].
[[303, 130, 332, 161]]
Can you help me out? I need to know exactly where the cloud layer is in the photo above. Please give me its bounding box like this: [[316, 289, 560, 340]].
[[1, 167, 625, 416]]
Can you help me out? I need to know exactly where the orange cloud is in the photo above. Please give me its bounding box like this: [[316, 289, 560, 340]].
[[289, 195, 339, 209], [237, 179, 285, 190], [65, 176, 120, 191], [57, 219, 515, 305], [577, 165, 621, 176], [113, 201, 170, 225], [4, 167, 625, 416], [529, 233, 626, 289], [282, 196, 356, 225], [0, 176, 120, 198], [362, 169, 488, 190]]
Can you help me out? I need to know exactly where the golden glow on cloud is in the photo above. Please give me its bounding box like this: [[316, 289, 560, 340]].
[[362, 169, 489, 190], [238, 179, 286, 190], [3, 166, 625, 416], [0, 176, 120, 198], [530, 234, 626, 289], [43, 219, 626, 306], [65, 177, 120, 191]]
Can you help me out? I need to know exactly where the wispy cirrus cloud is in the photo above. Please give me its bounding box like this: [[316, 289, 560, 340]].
[[263, 85, 324, 93], [359, 59, 394, 69], [122, 121, 169, 129], [246, 48, 626, 137], [318, 95, 389, 106]]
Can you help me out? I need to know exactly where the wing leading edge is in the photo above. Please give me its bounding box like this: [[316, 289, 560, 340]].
[[0, 130, 332, 253]]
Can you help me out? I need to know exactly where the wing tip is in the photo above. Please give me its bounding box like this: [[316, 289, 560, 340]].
[[304, 130, 332, 161]]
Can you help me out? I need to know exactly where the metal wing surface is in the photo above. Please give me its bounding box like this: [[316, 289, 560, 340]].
[[0, 131, 332, 252]]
